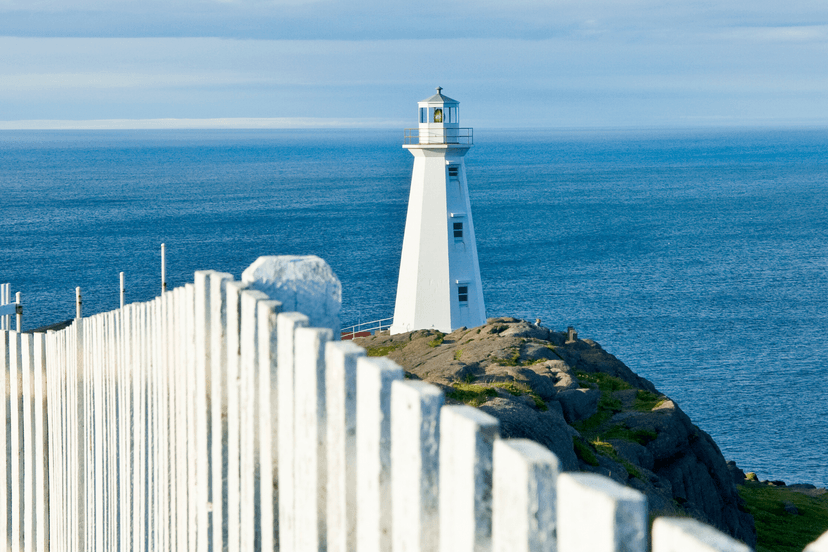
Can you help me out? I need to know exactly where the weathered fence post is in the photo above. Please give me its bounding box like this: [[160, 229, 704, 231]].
[[805, 532, 828, 552], [294, 326, 333, 551], [557, 472, 647, 552], [439, 405, 500, 552], [22, 331, 34, 552], [183, 283, 198, 552], [32, 332, 49, 552], [325, 341, 366, 552], [391, 380, 444, 552], [256, 298, 282, 552], [276, 311, 309, 552], [119, 303, 134, 552], [652, 517, 751, 552], [492, 439, 559, 552], [10, 330, 23, 552], [193, 271, 210, 552], [1, 283, 9, 329], [15, 292, 22, 332], [225, 279, 249, 552], [238, 288, 270, 552], [356, 356, 403, 552], [208, 271, 234, 552], [0, 329, 7, 551]]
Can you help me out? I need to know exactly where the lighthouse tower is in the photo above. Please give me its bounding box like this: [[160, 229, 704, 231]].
[[390, 88, 486, 335]]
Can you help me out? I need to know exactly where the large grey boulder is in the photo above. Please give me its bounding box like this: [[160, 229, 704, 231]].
[[480, 397, 579, 471], [557, 388, 600, 424], [242, 255, 342, 336]]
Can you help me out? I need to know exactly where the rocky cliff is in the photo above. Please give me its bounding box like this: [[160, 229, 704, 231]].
[[354, 317, 756, 547]]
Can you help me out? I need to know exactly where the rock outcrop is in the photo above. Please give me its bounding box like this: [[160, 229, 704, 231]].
[[355, 317, 756, 547]]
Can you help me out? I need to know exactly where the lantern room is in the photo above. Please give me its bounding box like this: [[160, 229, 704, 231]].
[[413, 86, 466, 145], [418, 87, 460, 127]]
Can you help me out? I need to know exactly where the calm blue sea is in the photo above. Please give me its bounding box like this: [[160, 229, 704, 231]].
[[1, 128, 826, 487]]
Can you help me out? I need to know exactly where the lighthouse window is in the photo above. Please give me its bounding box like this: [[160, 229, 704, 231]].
[[446, 106, 458, 123], [453, 221, 464, 242], [448, 166, 459, 181], [458, 286, 468, 305], [419, 107, 427, 123]]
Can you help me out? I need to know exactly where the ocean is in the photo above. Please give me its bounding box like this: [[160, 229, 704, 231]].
[[1, 127, 826, 487]]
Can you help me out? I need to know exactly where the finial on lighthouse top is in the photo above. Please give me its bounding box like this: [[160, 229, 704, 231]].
[[421, 86, 458, 106]]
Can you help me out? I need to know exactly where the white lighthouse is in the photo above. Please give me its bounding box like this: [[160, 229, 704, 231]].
[[390, 88, 486, 335]]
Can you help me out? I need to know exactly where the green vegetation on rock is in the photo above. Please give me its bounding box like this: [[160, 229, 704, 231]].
[[601, 424, 657, 446], [738, 482, 828, 552], [490, 346, 550, 367], [573, 436, 598, 466], [634, 389, 666, 411], [428, 332, 445, 347], [490, 347, 521, 366], [592, 439, 643, 480], [446, 383, 498, 407], [447, 381, 548, 411], [493, 381, 548, 411], [576, 371, 631, 392], [366, 342, 406, 357]]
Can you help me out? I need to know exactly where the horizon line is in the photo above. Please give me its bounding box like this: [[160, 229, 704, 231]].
[[2, 117, 827, 132], [0, 117, 407, 130]]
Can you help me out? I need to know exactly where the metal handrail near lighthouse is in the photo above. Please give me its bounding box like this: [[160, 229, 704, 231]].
[[403, 127, 474, 145], [390, 87, 487, 335]]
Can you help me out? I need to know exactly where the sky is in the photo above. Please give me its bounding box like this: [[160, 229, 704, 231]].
[[1, 0, 827, 128]]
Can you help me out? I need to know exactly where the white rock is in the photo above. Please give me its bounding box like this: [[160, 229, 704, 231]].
[[242, 255, 341, 336]]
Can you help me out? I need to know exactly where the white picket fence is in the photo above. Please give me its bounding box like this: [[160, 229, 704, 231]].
[[2, 269, 827, 552]]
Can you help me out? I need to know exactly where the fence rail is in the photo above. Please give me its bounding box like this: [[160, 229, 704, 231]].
[[2, 263, 826, 552]]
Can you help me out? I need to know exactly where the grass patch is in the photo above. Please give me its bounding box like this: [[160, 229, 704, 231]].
[[446, 383, 498, 407], [490, 347, 521, 366], [573, 436, 598, 466], [491, 382, 548, 411], [591, 438, 643, 480], [634, 390, 666, 411], [576, 371, 631, 392], [490, 347, 550, 368], [447, 381, 547, 411], [428, 332, 445, 347], [572, 371, 639, 438], [366, 342, 406, 357], [572, 409, 615, 434], [739, 482, 828, 552], [600, 424, 657, 446], [454, 349, 463, 361], [572, 376, 628, 436]]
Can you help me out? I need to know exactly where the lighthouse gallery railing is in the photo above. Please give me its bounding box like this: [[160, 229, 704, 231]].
[[404, 127, 474, 145]]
